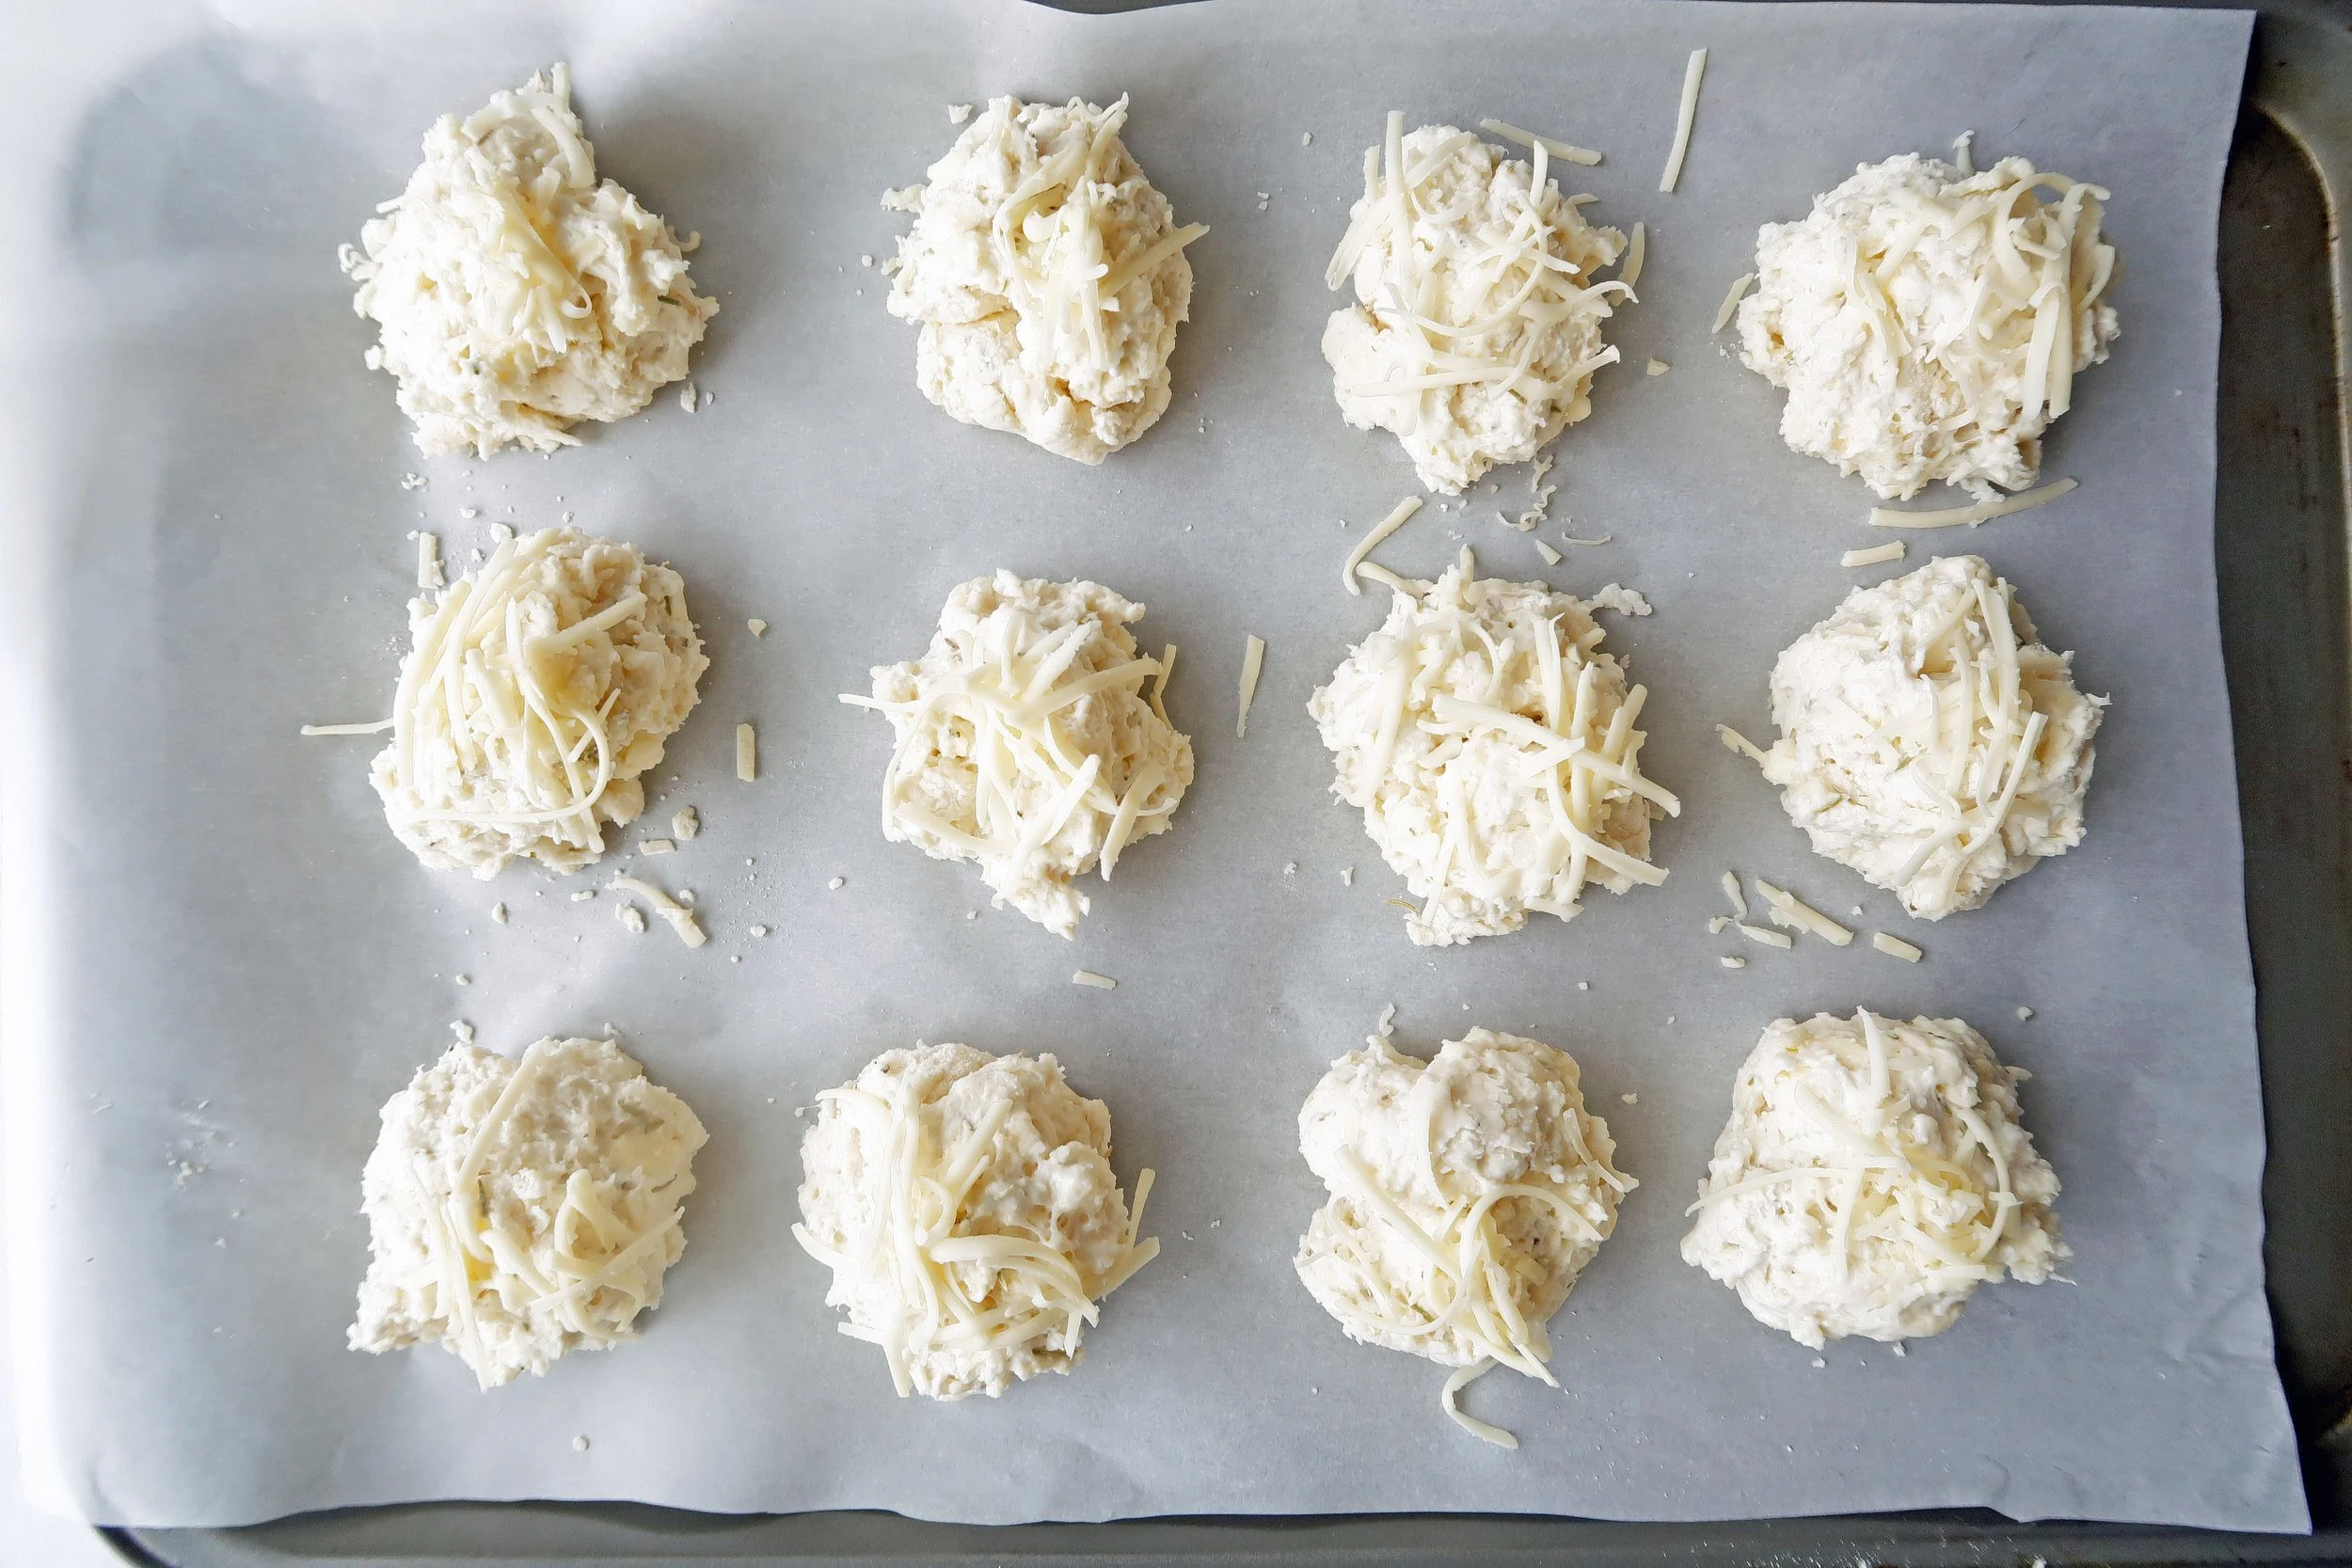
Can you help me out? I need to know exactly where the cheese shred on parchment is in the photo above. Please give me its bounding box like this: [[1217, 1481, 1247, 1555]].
[[1868, 477, 2078, 531], [736, 723, 757, 782], [1713, 272, 1755, 332], [1237, 635, 1268, 737], [1478, 119, 1603, 166], [1619, 221, 1647, 288], [1343, 496, 1426, 594], [843, 574, 1193, 937], [794, 1043, 1157, 1400], [367, 528, 707, 879], [1657, 49, 1708, 194], [610, 875, 707, 948]]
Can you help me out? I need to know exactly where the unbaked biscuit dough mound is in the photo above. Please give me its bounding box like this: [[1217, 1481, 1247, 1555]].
[[1681, 1009, 2066, 1348], [342, 65, 717, 458], [1760, 555, 2103, 919], [351, 1035, 707, 1388], [1295, 1022, 1631, 1446], [372, 527, 708, 879], [1324, 116, 1629, 495], [843, 572, 1192, 937], [1310, 548, 1677, 946], [884, 95, 1207, 464], [793, 1042, 1158, 1401], [1736, 152, 2119, 501]]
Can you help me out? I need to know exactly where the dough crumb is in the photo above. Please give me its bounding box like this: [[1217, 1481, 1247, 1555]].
[[618, 903, 647, 933], [747, 618, 768, 637], [672, 807, 699, 841]]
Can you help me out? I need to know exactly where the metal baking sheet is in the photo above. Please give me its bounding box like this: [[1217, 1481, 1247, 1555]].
[[0, 0, 2308, 1544]]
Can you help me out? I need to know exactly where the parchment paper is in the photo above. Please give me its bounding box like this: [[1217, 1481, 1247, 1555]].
[[0, 0, 2298, 1534]]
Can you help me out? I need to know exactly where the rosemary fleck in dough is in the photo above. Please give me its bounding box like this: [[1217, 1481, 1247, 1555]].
[[342, 65, 717, 458], [794, 1042, 1158, 1400], [1311, 547, 1676, 945], [1760, 555, 2103, 918], [373, 528, 708, 879], [351, 1035, 707, 1388], [1295, 1021, 1631, 1446], [1324, 115, 1629, 494], [841, 573, 1192, 937], [1681, 1009, 2066, 1347], [884, 95, 1207, 463], [1736, 153, 2119, 500]]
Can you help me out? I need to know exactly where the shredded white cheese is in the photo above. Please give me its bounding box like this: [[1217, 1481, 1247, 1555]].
[[1712, 272, 1754, 332], [736, 723, 756, 783], [342, 66, 715, 458], [368, 529, 707, 879], [1737, 155, 2119, 501], [1716, 723, 1770, 765], [1720, 870, 1748, 919], [794, 1043, 1156, 1399], [610, 874, 706, 948], [842, 573, 1193, 937], [1760, 556, 2105, 919], [1868, 477, 2078, 531], [1735, 922, 1793, 950], [1477, 119, 1602, 166], [1071, 970, 1118, 990], [1681, 1009, 2065, 1346], [1295, 1025, 1630, 1449], [1619, 221, 1646, 288], [1237, 635, 1267, 738], [747, 618, 769, 637], [1324, 115, 1629, 494], [1658, 49, 1708, 194], [301, 719, 396, 736], [672, 806, 699, 840], [1534, 539, 1564, 566], [415, 531, 444, 591], [1754, 878, 1854, 945], [351, 1036, 707, 1387], [1841, 542, 1907, 567], [1720, 955, 1747, 969], [1645, 359, 1670, 376], [1872, 932, 1924, 962], [1342, 496, 1425, 594], [1311, 547, 1677, 946], [884, 97, 1207, 464]]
